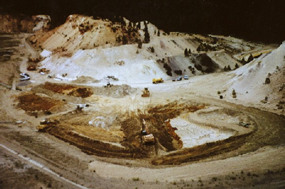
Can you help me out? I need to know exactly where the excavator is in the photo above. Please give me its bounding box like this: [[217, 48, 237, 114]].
[[141, 119, 155, 144]]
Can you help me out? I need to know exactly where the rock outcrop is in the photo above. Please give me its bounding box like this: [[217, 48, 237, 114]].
[[0, 14, 50, 33]]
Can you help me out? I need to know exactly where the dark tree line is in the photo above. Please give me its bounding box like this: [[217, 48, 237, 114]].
[[1, 0, 284, 43]]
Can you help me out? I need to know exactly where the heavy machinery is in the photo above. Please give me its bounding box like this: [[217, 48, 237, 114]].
[[20, 73, 30, 81], [176, 76, 182, 81], [104, 82, 113, 88], [141, 119, 155, 144], [37, 119, 59, 132], [141, 88, 150, 97], [152, 78, 164, 84], [142, 134, 155, 144]]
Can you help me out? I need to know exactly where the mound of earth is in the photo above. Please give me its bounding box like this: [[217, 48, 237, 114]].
[[25, 15, 276, 85], [41, 82, 93, 98], [229, 42, 285, 114], [17, 93, 64, 114], [36, 101, 254, 166], [29, 15, 141, 54]]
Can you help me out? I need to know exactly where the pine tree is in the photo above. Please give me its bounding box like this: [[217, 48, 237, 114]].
[[235, 63, 239, 69], [184, 48, 189, 57], [265, 77, 270, 84], [138, 40, 142, 49], [122, 35, 127, 44], [143, 21, 150, 43], [121, 18, 126, 26], [232, 89, 236, 98]]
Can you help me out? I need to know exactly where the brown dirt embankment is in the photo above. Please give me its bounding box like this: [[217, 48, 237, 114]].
[[42, 82, 93, 98], [17, 93, 63, 113], [151, 133, 251, 165], [41, 125, 137, 158], [121, 103, 205, 154]]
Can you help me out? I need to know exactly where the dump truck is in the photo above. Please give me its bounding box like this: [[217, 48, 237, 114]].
[[152, 78, 164, 84], [142, 134, 155, 144], [141, 88, 150, 97]]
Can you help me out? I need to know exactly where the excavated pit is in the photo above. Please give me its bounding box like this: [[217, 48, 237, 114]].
[[0, 19, 284, 187], [37, 102, 253, 165]]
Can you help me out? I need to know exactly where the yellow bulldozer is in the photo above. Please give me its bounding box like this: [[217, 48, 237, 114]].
[[152, 78, 164, 84], [141, 88, 150, 97]]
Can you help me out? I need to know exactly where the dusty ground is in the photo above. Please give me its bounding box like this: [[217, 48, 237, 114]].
[[0, 28, 284, 189], [0, 148, 71, 189]]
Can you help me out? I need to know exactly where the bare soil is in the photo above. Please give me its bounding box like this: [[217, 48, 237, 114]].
[[17, 93, 63, 112], [1, 32, 284, 189], [0, 149, 69, 189], [42, 82, 93, 98]]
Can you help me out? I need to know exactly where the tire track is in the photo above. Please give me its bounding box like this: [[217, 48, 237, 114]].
[[0, 144, 88, 189]]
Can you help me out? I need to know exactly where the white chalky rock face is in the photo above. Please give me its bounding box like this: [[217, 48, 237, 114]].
[[40, 49, 52, 58], [26, 14, 284, 115], [228, 42, 285, 107], [170, 117, 233, 148]]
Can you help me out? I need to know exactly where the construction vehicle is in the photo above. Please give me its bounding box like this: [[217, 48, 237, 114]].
[[37, 119, 59, 132], [141, 88, 150, 97], [141, 119, 155, 144], [104, 82, 113, 88], [20, 73, 30, 81], [176, 76, 182, 81], [142, 134, 155, 144], [152, 78, 164, 84]]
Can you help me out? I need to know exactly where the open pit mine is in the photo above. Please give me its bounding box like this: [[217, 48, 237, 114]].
[[0, 11, 284, 189]]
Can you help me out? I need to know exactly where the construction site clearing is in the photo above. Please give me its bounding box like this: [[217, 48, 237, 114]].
[[8, 82, 261, 166], [0, 14, 284, 188]]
